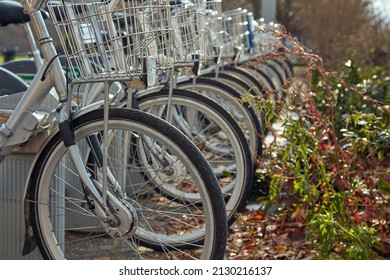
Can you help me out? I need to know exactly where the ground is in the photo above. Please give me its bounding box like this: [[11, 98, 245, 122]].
[[226, 206, 318, 260], [226, 199, 390, 260]]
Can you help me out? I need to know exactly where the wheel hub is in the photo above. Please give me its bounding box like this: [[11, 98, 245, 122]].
[[101, 197, 139, 239]]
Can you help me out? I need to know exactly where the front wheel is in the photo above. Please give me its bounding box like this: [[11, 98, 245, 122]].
[[28, 108, 227, 260]]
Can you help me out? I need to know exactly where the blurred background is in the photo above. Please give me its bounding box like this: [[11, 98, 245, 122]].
[[1, 0, 390, 71], [221, 0, 390, 71]]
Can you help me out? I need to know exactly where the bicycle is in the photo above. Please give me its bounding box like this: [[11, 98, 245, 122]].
[[175, 1, 264, 160], [54, 0, 255, 226], [200, 2, 294, 98], [188, 1, 295, 139], [1, 0, 256, 229], [0, 0, 263, 163], [0, 0, 228, 260]]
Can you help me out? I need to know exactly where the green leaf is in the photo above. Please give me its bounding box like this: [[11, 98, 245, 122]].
[[377, 178, 390, 194]]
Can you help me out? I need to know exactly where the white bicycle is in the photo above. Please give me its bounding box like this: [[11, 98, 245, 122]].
[[0, 0, 228, 260]]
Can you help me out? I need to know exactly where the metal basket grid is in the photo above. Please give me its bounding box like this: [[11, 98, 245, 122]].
[[221, 8, 249, 58], [204, 0, 224, 60], [170, 0, 207, 64], [251, 19, 284, 54], [46, 0, 175, 83]]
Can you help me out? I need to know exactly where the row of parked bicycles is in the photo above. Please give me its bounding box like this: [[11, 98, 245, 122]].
[[0, 0, 293, 259]]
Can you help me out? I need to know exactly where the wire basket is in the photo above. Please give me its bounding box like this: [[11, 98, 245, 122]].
[[204, 0, 224, 61], [221, 8, 249, 59], [251, 19, 284, 55], [47, 0, 175, 85], [170, 0, 207, 66]]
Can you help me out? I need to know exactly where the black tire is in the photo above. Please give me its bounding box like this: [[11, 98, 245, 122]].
[[265, 59, 294, 83], [0, 66, 28, 96], [201, 71, 260, 96], [222, 65, 271, 94]]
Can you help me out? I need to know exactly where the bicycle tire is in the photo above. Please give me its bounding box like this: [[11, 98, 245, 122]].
[[136, 88, 254, 225], [249, 63, 285, 100], [222, 66, 274, 95], [265, 59, 294, 83], [201, 71, 259, 96], [257, 61, 285, 87], [28, 108, 227, 260]]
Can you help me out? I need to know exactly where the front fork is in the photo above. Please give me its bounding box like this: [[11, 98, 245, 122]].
[[22, 99, 137, 256], [57, 93, 136, 238]]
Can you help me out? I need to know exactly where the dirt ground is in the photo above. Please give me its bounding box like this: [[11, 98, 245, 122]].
[[225, 198, 390, 260]]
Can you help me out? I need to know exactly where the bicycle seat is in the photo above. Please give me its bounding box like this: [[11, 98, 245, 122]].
[[0, 66, 28, 96], [0, 0, 49, 26]]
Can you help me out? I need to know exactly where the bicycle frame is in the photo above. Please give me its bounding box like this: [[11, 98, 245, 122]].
[[0, 5, 66, 159]]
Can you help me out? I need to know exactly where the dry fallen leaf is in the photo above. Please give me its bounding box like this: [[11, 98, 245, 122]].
[[274, 245, 288, 252]]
